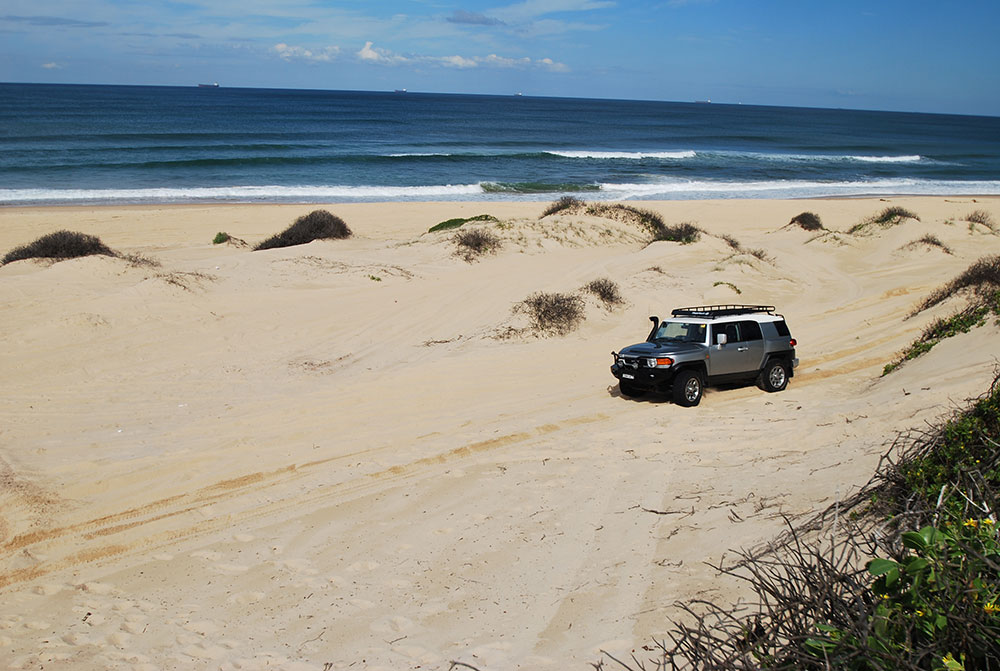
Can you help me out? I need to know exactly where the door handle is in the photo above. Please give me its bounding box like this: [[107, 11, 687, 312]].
[[737, 346, 749, 352]]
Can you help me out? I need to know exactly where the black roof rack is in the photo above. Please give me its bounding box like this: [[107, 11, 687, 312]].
[[670, 304, 776, 319]]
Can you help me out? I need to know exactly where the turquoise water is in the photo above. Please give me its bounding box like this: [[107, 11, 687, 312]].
[[2, 83, 999, 205]]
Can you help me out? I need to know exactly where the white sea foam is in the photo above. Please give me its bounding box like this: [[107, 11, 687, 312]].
[[848, 155, 922, 163], [0, 184, 485, 204], [599, 178, 1000, 200], [2, 178, 998, 205], [547, 150, 697, 160]]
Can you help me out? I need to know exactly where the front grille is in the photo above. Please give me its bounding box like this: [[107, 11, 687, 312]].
[[618, 356, 646, 369]]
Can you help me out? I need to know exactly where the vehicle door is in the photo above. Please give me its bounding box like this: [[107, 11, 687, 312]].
[[738, 320, 766, 372], [708, 322, 744, 376]]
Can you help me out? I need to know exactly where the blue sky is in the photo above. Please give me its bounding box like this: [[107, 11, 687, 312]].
[[2, 1, 998, 115]]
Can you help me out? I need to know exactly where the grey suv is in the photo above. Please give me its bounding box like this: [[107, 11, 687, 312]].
[[610, 305, 798, 406]]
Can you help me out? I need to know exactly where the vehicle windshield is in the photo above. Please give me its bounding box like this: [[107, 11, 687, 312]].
[[653, 321, 707, 344]]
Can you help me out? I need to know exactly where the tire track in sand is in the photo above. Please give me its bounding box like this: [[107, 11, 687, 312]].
[[0, 412, 608, 590]]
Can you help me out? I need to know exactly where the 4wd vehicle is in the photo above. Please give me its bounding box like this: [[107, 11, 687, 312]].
[[610, 305, 798, 407]]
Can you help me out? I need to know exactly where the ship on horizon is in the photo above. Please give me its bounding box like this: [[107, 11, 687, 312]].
[[198, 82, 220, 88]]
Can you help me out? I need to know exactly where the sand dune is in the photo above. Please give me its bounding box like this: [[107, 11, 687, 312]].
[[1, 197, 998, 670]]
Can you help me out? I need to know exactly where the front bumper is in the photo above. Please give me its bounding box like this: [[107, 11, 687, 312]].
[[610, 362, 676, 392]]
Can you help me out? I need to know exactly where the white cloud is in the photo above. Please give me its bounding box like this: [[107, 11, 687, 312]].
[[41, 61, 62, 69], [537, 57, 569, 72], [354, 42, 567, 72], [272, 43, 339, 62], [481, 54, 532, 68], [357, 41, 409, 65], [439, 55, 477, 69]]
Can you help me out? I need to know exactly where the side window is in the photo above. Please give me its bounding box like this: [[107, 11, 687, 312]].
[[774, 320, 791, 337], [740, 320, 763, 341], [713, 322, 740, 343]]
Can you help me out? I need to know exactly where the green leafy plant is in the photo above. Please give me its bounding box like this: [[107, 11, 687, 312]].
[[428, 214, 498, 233], [213, 231, 231, 244], [600, 375, 1000, 671]]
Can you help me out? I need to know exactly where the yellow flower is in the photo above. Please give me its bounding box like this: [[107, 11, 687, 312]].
[[964, 518, 979, 528], [916, 609, 925, 616], [984, 518, 996, 526], [985, 602, 998, 614]]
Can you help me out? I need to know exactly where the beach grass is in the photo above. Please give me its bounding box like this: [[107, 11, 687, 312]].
[[583, 277, 623, 307], [881, 256, 1000, 374], [902, 234, 953, 255], [848, 206, 920, 234], [454, 228, 502, 262], [514, 291, 585, 334], [541, 196, 585, 217]]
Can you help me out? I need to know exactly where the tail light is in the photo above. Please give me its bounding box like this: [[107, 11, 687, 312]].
[[790, 338, 797, 347]]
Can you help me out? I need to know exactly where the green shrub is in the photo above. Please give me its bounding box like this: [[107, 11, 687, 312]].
[[454, 228, 502, 261], [583, 278, 623, 306], [254, 210, 352, 251], [515, 292, 585, 334], [790, 211, 824, 231], [2, 230, 116, 265], [213, 231, 231, 244], [428, 214, 498, 233]]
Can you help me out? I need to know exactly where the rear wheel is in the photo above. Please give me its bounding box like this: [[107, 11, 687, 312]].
[[758, 359, 789, 392], [619, 380, 644, 397], [672, 370, 703, 407]]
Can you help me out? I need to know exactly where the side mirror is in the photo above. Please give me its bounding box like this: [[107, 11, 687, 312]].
[[716, 333, 728, 347]]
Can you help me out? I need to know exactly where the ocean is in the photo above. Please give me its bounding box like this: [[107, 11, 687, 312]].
[[2, 83, 999, 206]]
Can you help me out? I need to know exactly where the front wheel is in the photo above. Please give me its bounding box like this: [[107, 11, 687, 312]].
[[758, 360, 789, 392], [672, 370, 703, 407]]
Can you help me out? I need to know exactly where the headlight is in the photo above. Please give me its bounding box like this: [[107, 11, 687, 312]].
[[648, 357, 674, 368]]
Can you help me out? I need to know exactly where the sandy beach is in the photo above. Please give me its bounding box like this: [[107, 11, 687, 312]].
[[1, 196, 998, 670]]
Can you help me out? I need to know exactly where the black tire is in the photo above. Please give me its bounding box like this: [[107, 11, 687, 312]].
[[619, 380, 645, 397], [758, 359, 789, 392], [671, 370, 703, 407]]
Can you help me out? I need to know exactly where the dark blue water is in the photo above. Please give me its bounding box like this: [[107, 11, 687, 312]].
[[2, 83, 999, 205]]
